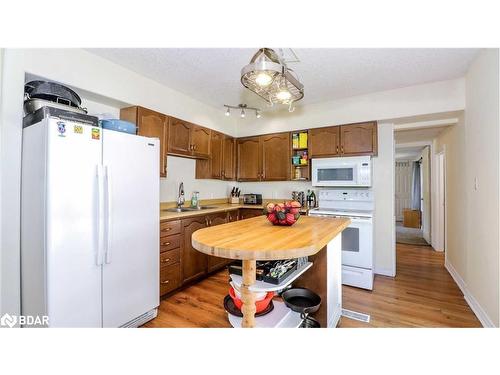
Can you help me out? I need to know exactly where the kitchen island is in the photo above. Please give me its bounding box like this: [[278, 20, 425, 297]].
[[192, 215, 350, 328]]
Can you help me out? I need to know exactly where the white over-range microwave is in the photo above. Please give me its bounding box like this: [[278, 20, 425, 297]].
[[311, 156, 372, 187]]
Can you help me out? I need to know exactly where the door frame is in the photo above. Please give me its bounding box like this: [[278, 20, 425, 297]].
[[434, 148, 447, 252], [394, 140, 435, 246]]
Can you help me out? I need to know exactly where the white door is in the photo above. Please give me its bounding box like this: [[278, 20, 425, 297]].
[[421, 146, 431, 242], [101, 129, 160, 327], [46, 118, 103, 327], [340, 217, 373, 269], [395, 161, 412, 221]]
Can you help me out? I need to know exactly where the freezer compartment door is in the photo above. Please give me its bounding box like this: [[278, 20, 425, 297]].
[[45, 117, 103, 327], [101, 129, 160, 327]]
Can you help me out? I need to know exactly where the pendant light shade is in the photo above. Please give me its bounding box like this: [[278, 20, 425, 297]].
[[241, 48, 304, 106]]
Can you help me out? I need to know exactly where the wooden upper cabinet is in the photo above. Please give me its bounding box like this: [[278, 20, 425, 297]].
[[120, 106, 168, 177], [237, 136, 262, 182], [209, 131, 223, 179], [261, 133, 290, 181], [191, 125, 211, 159], [168, 117, 192, 156], [222, 136, 236, 180], [340, 122, 378, 156], [309, 126, 340, 158]]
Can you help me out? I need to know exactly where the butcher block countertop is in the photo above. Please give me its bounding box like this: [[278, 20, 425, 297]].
[[191, 215, 351, 260]]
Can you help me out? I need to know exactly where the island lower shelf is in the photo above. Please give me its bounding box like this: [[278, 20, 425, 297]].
[[228, 300, 303, 328], [229, 261, 313, 292]]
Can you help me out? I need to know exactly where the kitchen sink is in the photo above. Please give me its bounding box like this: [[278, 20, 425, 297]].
[[164, 206, 218, 213], [164, 207, 192, 212]]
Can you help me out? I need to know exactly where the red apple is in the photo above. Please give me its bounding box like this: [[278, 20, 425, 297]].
[[286, 213, 296, 225], [265, 203, 275, 213]]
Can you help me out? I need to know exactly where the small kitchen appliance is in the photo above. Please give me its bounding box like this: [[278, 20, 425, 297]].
[[311, 156, 372, 187], [243, 193, 262, 205], [309, 189, 374, 290]]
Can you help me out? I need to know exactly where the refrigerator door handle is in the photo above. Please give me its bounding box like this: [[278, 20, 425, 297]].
[[104, 165, 112, 264], [96, 164, 105, 266]]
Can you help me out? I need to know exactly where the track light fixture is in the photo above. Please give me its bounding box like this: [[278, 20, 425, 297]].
[[223, 104, 261, 119]]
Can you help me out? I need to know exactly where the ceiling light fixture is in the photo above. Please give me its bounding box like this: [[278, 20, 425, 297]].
[[241, 48, 304, 111], [223, 104, 261, 119]]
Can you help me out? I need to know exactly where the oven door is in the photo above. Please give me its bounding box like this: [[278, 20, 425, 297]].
[[337, 216, 373, 269], [312, 160, 359, 187]]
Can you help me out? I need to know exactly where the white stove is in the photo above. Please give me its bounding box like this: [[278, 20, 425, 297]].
[[309, 189, 374, 290]]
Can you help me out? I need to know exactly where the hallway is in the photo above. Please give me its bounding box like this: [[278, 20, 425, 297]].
[[341, 243, 481, 327]]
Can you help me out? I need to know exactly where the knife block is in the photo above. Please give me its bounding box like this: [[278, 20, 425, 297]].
[[229, 197, 239, 204]]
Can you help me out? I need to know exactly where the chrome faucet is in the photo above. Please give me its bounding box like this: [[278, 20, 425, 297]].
[[177, 182, 185, 209]]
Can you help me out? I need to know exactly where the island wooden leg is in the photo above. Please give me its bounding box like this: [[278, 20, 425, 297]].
[[241, 259, 256, 328]]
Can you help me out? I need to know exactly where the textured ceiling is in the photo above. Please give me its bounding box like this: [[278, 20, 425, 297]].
[[87, 48, 480, 111]]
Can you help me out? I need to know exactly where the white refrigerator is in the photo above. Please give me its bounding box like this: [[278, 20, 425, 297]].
[[21, 107, 159, 327]]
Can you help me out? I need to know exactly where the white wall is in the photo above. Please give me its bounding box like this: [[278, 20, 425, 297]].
[[436, 49, 499, 327], [162, 156, 233, 202], [237, 78, 465, 137], [0, 49, 236, 316], [372, 123, 396, 276], [464, 49, 499, 327]]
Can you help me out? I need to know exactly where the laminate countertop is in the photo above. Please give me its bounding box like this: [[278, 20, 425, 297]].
[[191, 215, 351, 260], [159, 203, 264, 221]]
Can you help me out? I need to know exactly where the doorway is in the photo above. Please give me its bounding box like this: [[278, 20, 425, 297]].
[[394, 145, 430, 246]]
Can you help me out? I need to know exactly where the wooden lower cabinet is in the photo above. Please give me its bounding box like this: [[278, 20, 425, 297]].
[[239, 208, 262, 220], [159, 208, 262, 297], [160, 263, 181, 295], [227, 209, 238, 222], [206, 212, 231, 273], [181, 216, 209, 284]]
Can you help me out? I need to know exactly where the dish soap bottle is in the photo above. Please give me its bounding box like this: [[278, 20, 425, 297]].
[[191, 191, 200, 209]]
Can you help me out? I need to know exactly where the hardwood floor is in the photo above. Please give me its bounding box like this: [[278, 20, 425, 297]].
[[143, 243, 481, 328], [341, 244, 481, 327]]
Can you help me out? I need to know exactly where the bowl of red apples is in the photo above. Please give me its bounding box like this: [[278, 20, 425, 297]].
[[264, 201, 302, 226]]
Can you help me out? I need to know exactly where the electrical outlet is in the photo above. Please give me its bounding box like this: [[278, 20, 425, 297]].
[[474, 177, 479, 191]]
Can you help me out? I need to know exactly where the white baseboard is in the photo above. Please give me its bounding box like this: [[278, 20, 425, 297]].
[[445, 259, 496, 328], [374, 267, 395, 277]]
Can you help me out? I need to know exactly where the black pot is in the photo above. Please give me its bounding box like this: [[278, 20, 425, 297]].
[[281, 287, 321, 315], [24, 80, 82, 108]]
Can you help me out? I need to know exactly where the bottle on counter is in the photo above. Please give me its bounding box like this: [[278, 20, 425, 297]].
[[191, 191, 200, 208], [310, 190, 317, 208], [306, 189, 317, 208]]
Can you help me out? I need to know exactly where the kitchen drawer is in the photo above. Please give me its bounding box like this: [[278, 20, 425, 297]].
[[160, 220, 181, 237], [160, 233, 181, 253], [160, 263, 181, 296], [160, 248, 180, 267]]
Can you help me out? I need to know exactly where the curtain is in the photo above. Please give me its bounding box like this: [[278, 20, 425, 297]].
[[411, 161, 421, 210]]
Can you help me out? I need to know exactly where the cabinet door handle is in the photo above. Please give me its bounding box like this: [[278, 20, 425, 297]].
[[161, 280, 170, 284], [161, 258, 170, 263], [163, 242, 170, 246], [209, 219, 212, 226], [341, 146, 344, 154], [336, 146, 339, 153]]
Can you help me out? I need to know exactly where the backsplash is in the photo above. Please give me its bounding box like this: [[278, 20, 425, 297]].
[[236, 181, 314, 200], [160, 156, 232, 202]]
